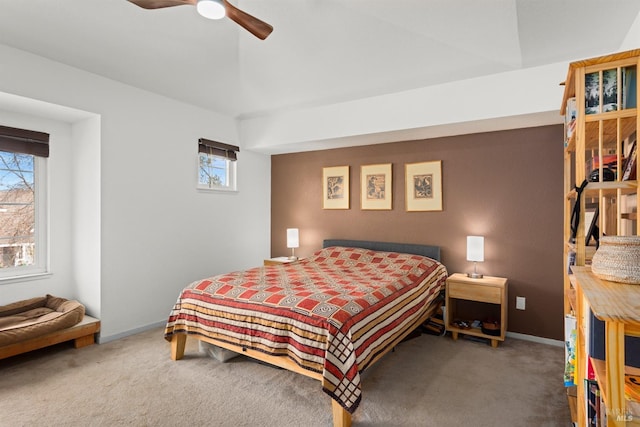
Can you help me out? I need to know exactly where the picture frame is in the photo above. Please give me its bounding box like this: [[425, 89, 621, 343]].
[[602, 68, 618, 112], [361, 163, 392, 210], [584, 204, 600, 248], [585, 71, 600, 115], [323, 166, 350, 209], [405, 160, 443, 212]]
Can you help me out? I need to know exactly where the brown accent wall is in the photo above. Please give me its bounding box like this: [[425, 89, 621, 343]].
[[271, 125, 564, 340]]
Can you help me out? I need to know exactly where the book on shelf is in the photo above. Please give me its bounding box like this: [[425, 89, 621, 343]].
[[587, 379, 603, 427], [588, 309, 640, 368], [622, 138, 637, 181], [622, 65, 637, 110], [565, 314, 577, 387], [587, 356, 596, 381], [564, 97, 577, 145]]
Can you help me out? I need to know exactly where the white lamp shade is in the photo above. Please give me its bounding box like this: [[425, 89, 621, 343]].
[[466, 236, 484, 262], [286, 228, 299, 249], [197, 0, 226, 20]]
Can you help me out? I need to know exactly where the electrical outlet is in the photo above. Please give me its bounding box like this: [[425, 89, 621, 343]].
[[516, 296, 526, 310]]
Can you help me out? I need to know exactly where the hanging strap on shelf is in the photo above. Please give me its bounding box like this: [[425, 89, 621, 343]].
[[569, 179, 588, 243]]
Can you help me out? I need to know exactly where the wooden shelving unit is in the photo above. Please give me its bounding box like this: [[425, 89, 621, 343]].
[[562, 50, 640, 426], [571, 268, 640, 426]]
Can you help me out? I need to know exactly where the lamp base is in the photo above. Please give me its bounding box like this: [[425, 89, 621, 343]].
[[467, 272, 484, 279]]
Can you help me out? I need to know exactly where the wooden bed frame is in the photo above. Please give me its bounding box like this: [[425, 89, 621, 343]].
[[168, 240, 443, 427]]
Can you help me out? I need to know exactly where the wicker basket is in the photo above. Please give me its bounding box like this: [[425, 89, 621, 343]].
[[591, 236, 640, 284]]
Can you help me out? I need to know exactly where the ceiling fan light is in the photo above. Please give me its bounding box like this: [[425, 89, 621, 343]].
[[197, 0, 225, 20]]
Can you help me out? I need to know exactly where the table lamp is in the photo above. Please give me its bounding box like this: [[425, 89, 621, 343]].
[[466, 236, 484, 278], [287, 228, 299, 260]]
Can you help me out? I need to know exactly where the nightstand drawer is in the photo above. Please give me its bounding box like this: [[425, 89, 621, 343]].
[[447, 281, 502, 304]]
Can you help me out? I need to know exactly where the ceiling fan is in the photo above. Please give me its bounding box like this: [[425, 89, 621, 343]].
[[128, 0, 273, 40]]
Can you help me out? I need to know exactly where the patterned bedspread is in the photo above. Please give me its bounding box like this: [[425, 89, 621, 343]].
[[164, 246, 448, 413]]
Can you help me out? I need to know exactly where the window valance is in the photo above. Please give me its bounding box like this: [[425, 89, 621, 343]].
[[0, 125, 50, 158], [198, 138, 239, 161]]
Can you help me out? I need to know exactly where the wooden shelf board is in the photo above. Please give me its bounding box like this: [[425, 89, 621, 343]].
[[584, 180, 638, 195], [567, 49, 640, 70], [583, 108, 638, 121], [591, 357, 609, 403], [627, 323, 640, 338], [565, 181, 637, 199], [572, 267, 640, 325], [590, 358, 640, 404], [569, 274, 578, 287]]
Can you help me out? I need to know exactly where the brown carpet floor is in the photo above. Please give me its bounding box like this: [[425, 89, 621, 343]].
[[0, 327, 571, 426]]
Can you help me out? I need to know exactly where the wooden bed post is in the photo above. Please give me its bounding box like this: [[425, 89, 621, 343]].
[[170, 334, 186, 360], [331, 400, 352, 427]]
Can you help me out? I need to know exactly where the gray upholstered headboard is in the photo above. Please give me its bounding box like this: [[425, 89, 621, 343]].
[[322, 239, 441, 262]]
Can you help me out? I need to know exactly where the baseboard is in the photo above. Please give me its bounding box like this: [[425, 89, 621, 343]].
[[98, 321, 564, 347], [97, 320, 166, 344], [506, 331, 564, 347]]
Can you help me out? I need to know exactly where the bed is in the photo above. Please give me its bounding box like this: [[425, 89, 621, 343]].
[[164, 239, 447, 427]]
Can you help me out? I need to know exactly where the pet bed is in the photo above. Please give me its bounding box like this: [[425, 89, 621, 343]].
[[0, 294, 100, 360]]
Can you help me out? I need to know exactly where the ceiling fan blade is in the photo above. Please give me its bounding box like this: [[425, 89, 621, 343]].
[[223, 0, 273, 40], [127, 0, 196, 9], [128, 0, 273, 40]]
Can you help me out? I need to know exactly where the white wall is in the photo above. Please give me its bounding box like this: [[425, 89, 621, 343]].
[[240, 62, 568, 154], [620, 11, 640, 51], [0, 44, 271, 341], [71, 116, 101, 319]]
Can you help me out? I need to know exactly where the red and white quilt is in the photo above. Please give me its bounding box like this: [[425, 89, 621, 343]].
[[165, 246, 448, 413]]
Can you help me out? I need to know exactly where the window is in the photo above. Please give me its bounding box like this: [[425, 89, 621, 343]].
[[197, 138, 239, 192], [0, 125, 49, 280]]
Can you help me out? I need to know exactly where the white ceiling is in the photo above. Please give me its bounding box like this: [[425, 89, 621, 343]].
[[0, 0, 639, 122]]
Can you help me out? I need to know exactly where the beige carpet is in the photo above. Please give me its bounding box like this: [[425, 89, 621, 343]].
[[0, 327, 571, 426]]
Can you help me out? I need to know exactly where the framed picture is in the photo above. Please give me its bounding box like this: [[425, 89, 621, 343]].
[[323, 166, 350, 209], [602, 68, 618, 112], [585, 71, 600, 115], [584, 204, 600, 248], [361, 163, 392, 210], [405, 161, 443, 212]]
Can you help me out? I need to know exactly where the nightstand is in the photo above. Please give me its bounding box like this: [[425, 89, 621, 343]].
[[263, 257, 296, 266], [445, 273, 508, 348]]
